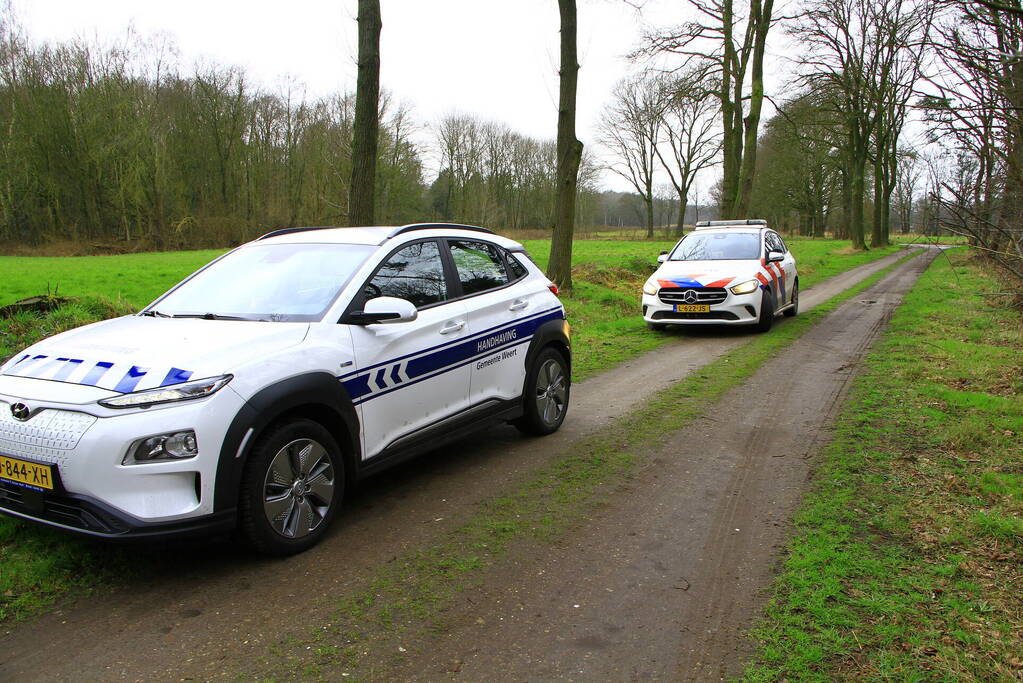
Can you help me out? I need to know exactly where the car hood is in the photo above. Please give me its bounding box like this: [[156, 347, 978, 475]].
[[653, 259, 762, 289], [0, 316, 309, 394]]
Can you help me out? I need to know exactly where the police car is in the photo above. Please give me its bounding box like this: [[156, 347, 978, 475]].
[[641, 219, 798, 332], [0, 224, 570, 555]]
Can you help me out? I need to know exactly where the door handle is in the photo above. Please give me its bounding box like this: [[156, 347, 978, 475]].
[[509, 299, 528, 312], [439, 320, 465, 335]]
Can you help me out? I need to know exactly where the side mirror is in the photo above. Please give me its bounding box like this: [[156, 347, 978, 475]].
[[767, 250, 785, 263], [346, 296, 418, 325], [657, 251, 669, 264]]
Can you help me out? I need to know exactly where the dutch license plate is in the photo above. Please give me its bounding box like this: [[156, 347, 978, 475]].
[[0, 454, 54, 490], [674, 304, 710, 313]]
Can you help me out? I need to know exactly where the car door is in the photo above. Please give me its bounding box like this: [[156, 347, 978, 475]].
[[444, 239, 536, 405], [769, 232, 797, 306], [345, 239, 470, 459]]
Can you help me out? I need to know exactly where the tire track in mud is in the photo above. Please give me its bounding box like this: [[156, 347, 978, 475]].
[[380, 249, 938, 682]]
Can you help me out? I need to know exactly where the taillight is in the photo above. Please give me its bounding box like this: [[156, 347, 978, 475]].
[[548, 284, 559, 296]]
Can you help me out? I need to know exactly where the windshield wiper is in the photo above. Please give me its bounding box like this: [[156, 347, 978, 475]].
[[140, 309, 170, 317], [170, 313, 252, 321]]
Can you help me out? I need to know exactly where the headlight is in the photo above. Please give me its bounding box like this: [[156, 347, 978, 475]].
[[643, 280, 659, 296], [729, 279, 760, 295], [124, 430, 198, 464], [99, 374, 232, 409]]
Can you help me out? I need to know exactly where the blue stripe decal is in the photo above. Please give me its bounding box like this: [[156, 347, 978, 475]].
[[51, 358, 83, 382], [342, 308, 563, 406], [338, 306, 563, 380], [160, 367, 194, 387], [80, 361, 115, 386], [669, 278, 705, 288], [114, 366, 149, 393], [31, 357, 67, 379]]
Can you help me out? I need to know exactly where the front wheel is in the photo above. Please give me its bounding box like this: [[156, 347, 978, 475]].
[[783, 282, 799, 317], [754, 291, 775, 333], [514, 347, 570, 436], [239, 419, 344, 556]]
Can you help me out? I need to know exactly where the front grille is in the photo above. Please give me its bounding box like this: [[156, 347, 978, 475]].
[[658, 287, 728, 305], [0, 402, 96, 470], [0, 481, 130, 534], [651, 310, 740, 321]]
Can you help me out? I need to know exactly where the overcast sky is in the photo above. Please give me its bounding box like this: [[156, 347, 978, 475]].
[[11, 0, 791, 194]]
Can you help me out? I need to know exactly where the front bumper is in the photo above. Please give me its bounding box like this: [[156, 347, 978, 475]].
[[0, 479, 235, 539], [641, 288, 764, 325], [0, 386, 248, 537]]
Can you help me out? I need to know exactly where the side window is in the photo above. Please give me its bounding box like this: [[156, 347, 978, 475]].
[[448, 240, 509, 296], [767, 232, 786, 254], [774, 234, 789, 253], [506, 252, 528, 280], [366, 241, 447, 308]]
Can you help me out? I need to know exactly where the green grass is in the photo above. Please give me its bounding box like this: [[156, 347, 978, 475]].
[[0, 238, 902, 623], [744, 250, 1023, 682]]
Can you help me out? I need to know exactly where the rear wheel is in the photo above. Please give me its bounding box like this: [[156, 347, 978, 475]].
[[783, 282, 799, 317], [239, 419, 344, 556], [514, 347, 570, 435], [754, 291, 775, 333]]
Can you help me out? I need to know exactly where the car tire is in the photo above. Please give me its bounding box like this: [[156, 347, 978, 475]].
[[755, 291, 775, 333], [514, 347, 570, 436], [647, 321, 666, 331], [238, 419, 344, 556], [783, 282, 799, 317]]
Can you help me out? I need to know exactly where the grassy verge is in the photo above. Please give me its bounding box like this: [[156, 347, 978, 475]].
[[244, 255, 915, 682], [744, 250, 1023, 681]]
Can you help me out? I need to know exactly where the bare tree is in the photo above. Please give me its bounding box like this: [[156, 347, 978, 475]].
[[921, 0, 1023, 296], [653, 70, 721, 233], [789, 0, 930, 249], [349, 0, 381, 226], [598, 73, 665, 237], [637, 0, 776, 219], [547, 0, 584, 291]]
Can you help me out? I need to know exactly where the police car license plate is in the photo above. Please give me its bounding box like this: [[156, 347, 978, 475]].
[[0, 454, 54, 490], [674, 304, 709, 313]]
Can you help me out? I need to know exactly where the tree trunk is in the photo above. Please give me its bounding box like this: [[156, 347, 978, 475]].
[[849, 125, 867, 250], [733, 0, 774, 217], [676, 189, 687, 233], [546, 0, 583, 291], [871, 155, 884, 247], [349, 0, 381, 227]]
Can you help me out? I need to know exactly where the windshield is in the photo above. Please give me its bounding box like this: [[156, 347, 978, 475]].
[[669, 232, 762, 261], [151, 243, 374, 322]]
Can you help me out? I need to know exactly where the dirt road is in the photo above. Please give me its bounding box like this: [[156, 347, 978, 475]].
[[0, 247, 926, 682]]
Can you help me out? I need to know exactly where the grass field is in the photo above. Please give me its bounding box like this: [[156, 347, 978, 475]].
[[0, 239, 901, 378], [745, 250, 1023, 681], [0, 237, 903, 622]]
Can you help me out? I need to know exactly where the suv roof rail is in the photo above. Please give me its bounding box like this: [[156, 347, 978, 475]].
[[694, 219, 768, 227], [387, 223, 495, 238], [257, 226, 341, 240]]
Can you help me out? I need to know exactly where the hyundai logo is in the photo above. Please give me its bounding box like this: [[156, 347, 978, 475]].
[[10, 402, 31, 421]]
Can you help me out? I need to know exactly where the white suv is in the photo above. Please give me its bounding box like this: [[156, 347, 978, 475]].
[[641, 220, 798, 332], [0, 224, 570, 555]]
